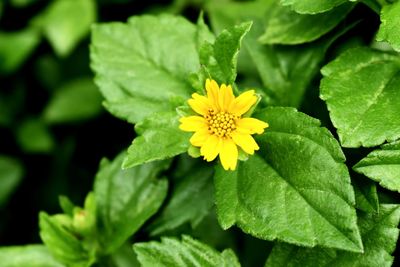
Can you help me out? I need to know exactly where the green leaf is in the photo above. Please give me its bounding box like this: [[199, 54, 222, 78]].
[[200, 21, 252, 85], [265, 204, 400, 267], [280, 0, 348, 14], [91, 14, 202, 124], [39, 212, 94, 267], [376, 0, 400, 52], [352, 174, 379, 213], [320, 47, 400, 147], [33, 0, 96, 57], [122, 111, 190, 169], [0, 156, 23, 207], [94, 152, 169, 253], [43, 78, 103, 124], [0, 245, 64, 267], [215, 107, 363, 252], [0, 28, 40, 74], [147, 162, 214, 236], [207, 0, 354, 108], [133, 235, 241, 267], [259, 3, 353, 45], [353, 140, 400, 193], [16, 118, 54, 153]]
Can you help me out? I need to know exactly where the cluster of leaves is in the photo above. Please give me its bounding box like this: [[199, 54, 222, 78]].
[[1, 0, 400, 266]]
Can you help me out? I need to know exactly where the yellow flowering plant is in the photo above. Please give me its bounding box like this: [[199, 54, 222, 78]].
[[179, 79, 268, 170], [3, 0, 399, 266]]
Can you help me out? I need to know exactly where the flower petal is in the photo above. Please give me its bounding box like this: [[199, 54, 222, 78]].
[[206, 79, 220, 110], [179, 116, 207, 132], [231, 132, 259, 155], [236, 118, 269, 134], [229, 90, 257, 116], [219, 138, 238, 170], [190, 129, 209, 147], [200, 135, 221, 162], [218, 84, 234, 112], [188, 93, 211, 116]]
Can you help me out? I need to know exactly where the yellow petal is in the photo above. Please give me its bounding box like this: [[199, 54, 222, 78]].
[[229, 90, 257, 116], [188, 93, 211, 116], [219, 138, 238, 171], [190, 129, 209, 147], [231, 132, 259, 155], [179, 116, 207, 132], [205, 79, 220, 110], [236, 118, 269, 134], [200, 135, 221, 162], [218, 84, 234, 112]]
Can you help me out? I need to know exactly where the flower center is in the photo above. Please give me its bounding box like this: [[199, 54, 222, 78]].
[[205, 109, 238, 138]]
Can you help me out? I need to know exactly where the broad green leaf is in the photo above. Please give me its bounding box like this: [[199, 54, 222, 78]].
[[200, 21, 252, 85], [43, 78, 103, 123], [94, 152, 169, 253], [0, 245, 64, 267], [148, 162, 214, 236], [91, 14, 202, 124], [265, 204, 400, 267], [33, 0, 96, 57], [207, 0, 353, 107], [39, 212, 95, 267], [352, 174, 379, 213], [0, 156, 23, 207], [320, 47, 400, 147], [133, 235, 241, 267], [353, 140, 400, 192], [122, 111, 190, 169], [280, 0, 348, 14], [0, 28, 40, 74], [215, 107, 362, 252], [376, 0, 400, 52], [16, 118, 54, 153], [259, 3, 353, 45]]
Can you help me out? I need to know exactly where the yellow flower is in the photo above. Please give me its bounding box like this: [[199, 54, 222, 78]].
[[179, 79, 269, 170]]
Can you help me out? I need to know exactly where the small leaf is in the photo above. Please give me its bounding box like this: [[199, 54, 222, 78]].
[[94, 153, 168, 253], [376, 0, 400, 52], [133, 235, 241, 267], [0, 28, 40, 74], [43, 78, 103, 124], [200, 21, 252, 85], [59, 196, 75, 216], [0, 245, 64, 267], [91, 14, 202, 124], [33, 0, 96, 57], [215, 107, 363, 252], [354, 140, 400, 193], [280, 0, 348, 14], [259, 3, 353, 45], [16, 118, 54, 153], [123, 111, 190, 169], [147, 162, 214, 236], [39, 212, 94, 267], [265, 205, 400, 267], [320, 47, 400, 147], [0, 156, 24, 207], [352, 174, 379, 213]]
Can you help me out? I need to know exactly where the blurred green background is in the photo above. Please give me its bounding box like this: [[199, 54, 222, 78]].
[[0, 0, 208, 246]]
